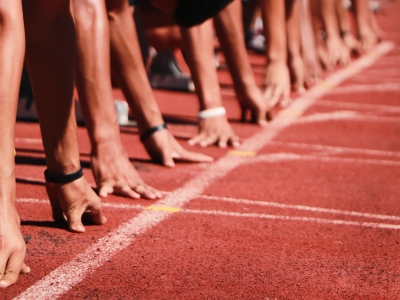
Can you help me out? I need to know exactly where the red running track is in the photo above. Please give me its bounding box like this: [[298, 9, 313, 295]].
[[3, 2, 400, 299]]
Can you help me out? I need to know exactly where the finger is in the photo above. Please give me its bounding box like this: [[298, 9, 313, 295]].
[[200, 134, 218, 147], [268, 85, 281, 109], [0, 251, 25, 288], [112, 184, 141, 199], [132, 184, 158, 200], [98, 184, 114, 198], [262, 85, 274, 102], [161, 152, 175, 168], [228, 135, 240, 148], [20, 262, 30, 274], [188, 133, 206, 146], [65, 209, 85, 233], [218, 134, 229, 148], [87, 200, 107, 225], [46, 183, 65, 222], [251, 109, 268, 126], [174, 148, 213, 163]]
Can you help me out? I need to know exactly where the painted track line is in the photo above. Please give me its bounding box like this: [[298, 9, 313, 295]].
[[14, 42, 394, 300], [182, 209, 400, 230], [315, 99, 400, 113], [18, 195, 400, 222], [268, 141, 400, 158], [251, 152, 400, 167], [16, 198, 400, 230], [296, 110, 400, 124], [198, 196, 400, 222], [326, 83, 400, 94]]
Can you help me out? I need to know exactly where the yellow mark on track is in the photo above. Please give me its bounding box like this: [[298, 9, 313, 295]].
[[228, 150, 256, 157], [146, 206, 181, 213], [317, 81, 335, 90], [279, 109, 303, 117]]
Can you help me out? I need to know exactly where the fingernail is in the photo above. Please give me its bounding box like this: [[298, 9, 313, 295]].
[[200, 141, 207, 147], [99, 191, 108, 197], [0, 281, 6, 288], [219, 142, 227, 148], [187, 140, 194, 146]]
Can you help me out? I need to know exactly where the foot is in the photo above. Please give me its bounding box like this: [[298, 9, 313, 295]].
[[46, 177, 107, 233], [188, 115, 240, 148], [91, 141, 162, 199]]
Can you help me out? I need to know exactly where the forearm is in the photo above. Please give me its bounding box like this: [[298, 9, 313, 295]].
[[214, 0, 257, 94], [320, 0, 341, 39], [0, 2, 25, 209], [107, 3, 164, 133], [286, 0, 302, 60], [73, 0, 122, 149], [23, 1, 81, 175], [180, 20, 222, 111], [260, 0, 287, 63]]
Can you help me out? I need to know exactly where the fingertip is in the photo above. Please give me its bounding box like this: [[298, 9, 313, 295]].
[[187, 140, 195, 146], [70, 223, 85, 233], [21, 266, 31, 274], [218, 142, 227, 148], [0, 281, 7, 288], [200, 141, 207, 148]]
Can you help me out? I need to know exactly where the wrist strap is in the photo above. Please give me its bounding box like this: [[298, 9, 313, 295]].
[[140, 123, 168, 142], [44, 168, 84, 184], [198, 107, 226, 119]]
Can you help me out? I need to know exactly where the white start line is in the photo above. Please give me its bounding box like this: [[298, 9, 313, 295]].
[[14, 42, 395, 300]]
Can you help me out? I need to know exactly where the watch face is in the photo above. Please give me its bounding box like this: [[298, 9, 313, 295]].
[[173, 0, 233, 28]]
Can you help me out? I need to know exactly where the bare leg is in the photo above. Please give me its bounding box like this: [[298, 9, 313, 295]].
[[260, 0, 291, 107], [214, 0, 269, 124], [23, 0, 106, 232], [106, 0, 213, 160], [0, 0, 30, 288], [181, 21, 240, 148], [72, 0, 161, 199]]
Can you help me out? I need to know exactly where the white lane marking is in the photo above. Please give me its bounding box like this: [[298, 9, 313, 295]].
[[182, 209, 400, 230], [15, 137, 42, 144], [198, 195, 400, 222], [268, 141, 400, 158], [327, 83, 400, 94], [252, 152, 400, 167], [14, 42, 394, 300], [315, 100, 400, 113], [17, 196, 400, 222], [297, 110, 400, 124]]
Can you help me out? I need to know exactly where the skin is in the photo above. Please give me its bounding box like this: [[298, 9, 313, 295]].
[[260, 0, 291, 108], [352, 0, 381, 52], [335, 0, 360, 54], [180, 21, 240, 148], [140, 2, 240, 147], [298, 0, 323, 85], [72, 0, 211, 200], [213, 0, 269, 124], [1, 0, 106, 288]]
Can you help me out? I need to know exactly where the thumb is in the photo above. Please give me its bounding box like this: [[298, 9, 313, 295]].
[[99, 184, 114, 197], [65, 209, 85, 233]]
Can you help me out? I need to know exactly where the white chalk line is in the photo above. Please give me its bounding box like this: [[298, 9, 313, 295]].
[[268, 141, 400, 158], [251, 152, 400, 167], [16, 197, 400, 229], [297, 110, 400, 124], [326, 82, 400, 94], [14, 42, 395, 300], [315, 99, 400, 113]]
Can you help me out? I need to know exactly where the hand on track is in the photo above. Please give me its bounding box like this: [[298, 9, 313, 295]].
[[262, 61, 291, 109], [143, 129, 213, 166], [91, 142, 162, 199], [188, 115, 240, 148], [0, 208, 30, 288], [46, 177, 107, 233]]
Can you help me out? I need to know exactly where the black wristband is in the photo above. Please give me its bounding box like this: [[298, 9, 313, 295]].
[[140, 123, 168, 142], [44, 168, 84, 184]]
